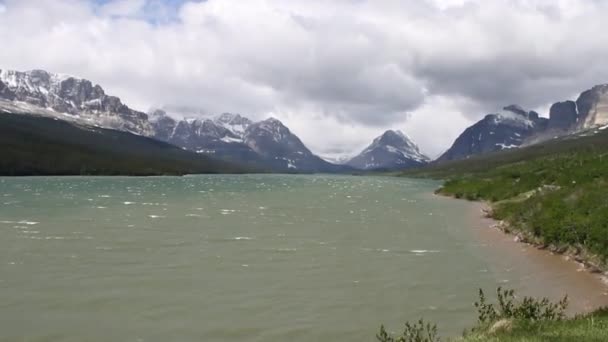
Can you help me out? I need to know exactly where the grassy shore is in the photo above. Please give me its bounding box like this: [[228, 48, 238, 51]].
[[402, 128, 608, 273], [460, 308, 608, 341], [388, 128, 608, 341]]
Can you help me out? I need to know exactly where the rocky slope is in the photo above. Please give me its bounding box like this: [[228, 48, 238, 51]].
[[150, 110, 349, 173], [439, 84, 608, 162], [0, 69, 152, 134], [438, 105, 548, 162], [149, 111, 261, 164], [347, 130, 430, 170]]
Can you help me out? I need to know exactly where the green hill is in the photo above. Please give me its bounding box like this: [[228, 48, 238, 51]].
[[0, 113, 250, 176]]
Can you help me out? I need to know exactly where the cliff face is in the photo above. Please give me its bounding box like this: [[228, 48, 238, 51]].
[[548, 101, 578, 132], [576, 84, 608, 130], [0, 69, 153, 135]]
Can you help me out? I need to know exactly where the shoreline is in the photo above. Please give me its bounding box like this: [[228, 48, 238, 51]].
[[473, 200, 608, 285], [479, 202, 608, 282], [435, 192, 608, 315]]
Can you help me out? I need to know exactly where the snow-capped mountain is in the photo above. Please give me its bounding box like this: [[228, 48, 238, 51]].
[[215, 112, 253, 138], [0, 68, 349, 173], [438, 84, 608, 162], [346, 130, 430, 170], [150, 111, 349, 172], [0, 69, 152, 135], [151, 111, 249, 147], [149, 110, 263, 166], [437, 105, 548, 162], [243, 118, 349, 172]]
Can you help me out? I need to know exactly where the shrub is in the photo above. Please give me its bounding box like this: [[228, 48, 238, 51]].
[[376, 319, 440, 342], [474, 287, 568, 325]]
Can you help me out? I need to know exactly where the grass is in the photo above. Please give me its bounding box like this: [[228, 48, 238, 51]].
[[378, 288, 608, 342], [461, 308, 608, 341], [401, 127, 608, 265]]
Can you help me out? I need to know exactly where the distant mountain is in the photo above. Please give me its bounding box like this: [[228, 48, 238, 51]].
[[439, 84, 608, 162], [0, 112, 245, 176], [150, 110, 350, 173], [320, 153, 354, 165], [244, 118, 350, 173], [347, 130, 430, 170], [0, 69, 152, 135], [0, 68, 349, 174], [149, 111, 263, 168], [438, 105, 548, 162]]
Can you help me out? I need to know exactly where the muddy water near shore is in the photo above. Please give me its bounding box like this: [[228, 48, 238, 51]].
[[462, 199, 608, 315]]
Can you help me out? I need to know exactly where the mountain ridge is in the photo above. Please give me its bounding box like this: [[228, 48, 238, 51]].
[[0, 68, 349, 173], [438, 83, 608, 162], [0, 111, 246, 176]]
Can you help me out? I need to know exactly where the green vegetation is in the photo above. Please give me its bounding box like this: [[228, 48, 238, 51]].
[[377, 319, 439, 342], [389, 129, 608, 340], [0, 113, 251, 176], [378, 288, 608, 342], [473, 287, 568, 324], [461, 307, 608, 342], [402, 128, 608, 265]]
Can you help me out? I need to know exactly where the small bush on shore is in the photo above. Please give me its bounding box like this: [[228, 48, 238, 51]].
[[474, 287, 568, 325], [377, 287, 569, 341], [376, 319, 440, 342]]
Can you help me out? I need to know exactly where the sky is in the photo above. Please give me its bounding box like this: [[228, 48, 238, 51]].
[[1, 0, 608, 158]]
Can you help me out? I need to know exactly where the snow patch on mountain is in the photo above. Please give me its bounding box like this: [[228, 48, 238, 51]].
[[0, 69, 153, 135], [347, 130, 430, 170]]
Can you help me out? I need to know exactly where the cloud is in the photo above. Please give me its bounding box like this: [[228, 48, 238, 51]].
[[0, 0, 607, 157], [98, 0, 146, 17]]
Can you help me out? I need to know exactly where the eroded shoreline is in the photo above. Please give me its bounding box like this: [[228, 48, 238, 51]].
[[435, 193, 608, 315]]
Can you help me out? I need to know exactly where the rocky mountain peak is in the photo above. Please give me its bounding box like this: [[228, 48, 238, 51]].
[[214, 113, 252, 137], [576, 84, 608, 129], [346, 129, 429, 170], [548, 101, 578, 131], [215, 112, 250, 124], [438, 104, 550, 162], [248, 117, 292, 142], [376, 130, 416, 148], [0, 68, 152, 135]]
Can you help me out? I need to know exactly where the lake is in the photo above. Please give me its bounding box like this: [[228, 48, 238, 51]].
[[1, 175, 606, 341]]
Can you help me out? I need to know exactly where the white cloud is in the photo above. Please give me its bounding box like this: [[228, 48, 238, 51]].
[[0, 0, 607, 157], [99, 0, 146, 17]]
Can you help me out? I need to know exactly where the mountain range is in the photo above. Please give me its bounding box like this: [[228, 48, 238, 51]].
[[2, 67, 608, 173], [0, 68, 429, 172], [149, 110, 350, 173], [438, 86, 608, 161], [0, 112, 244, 176]]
